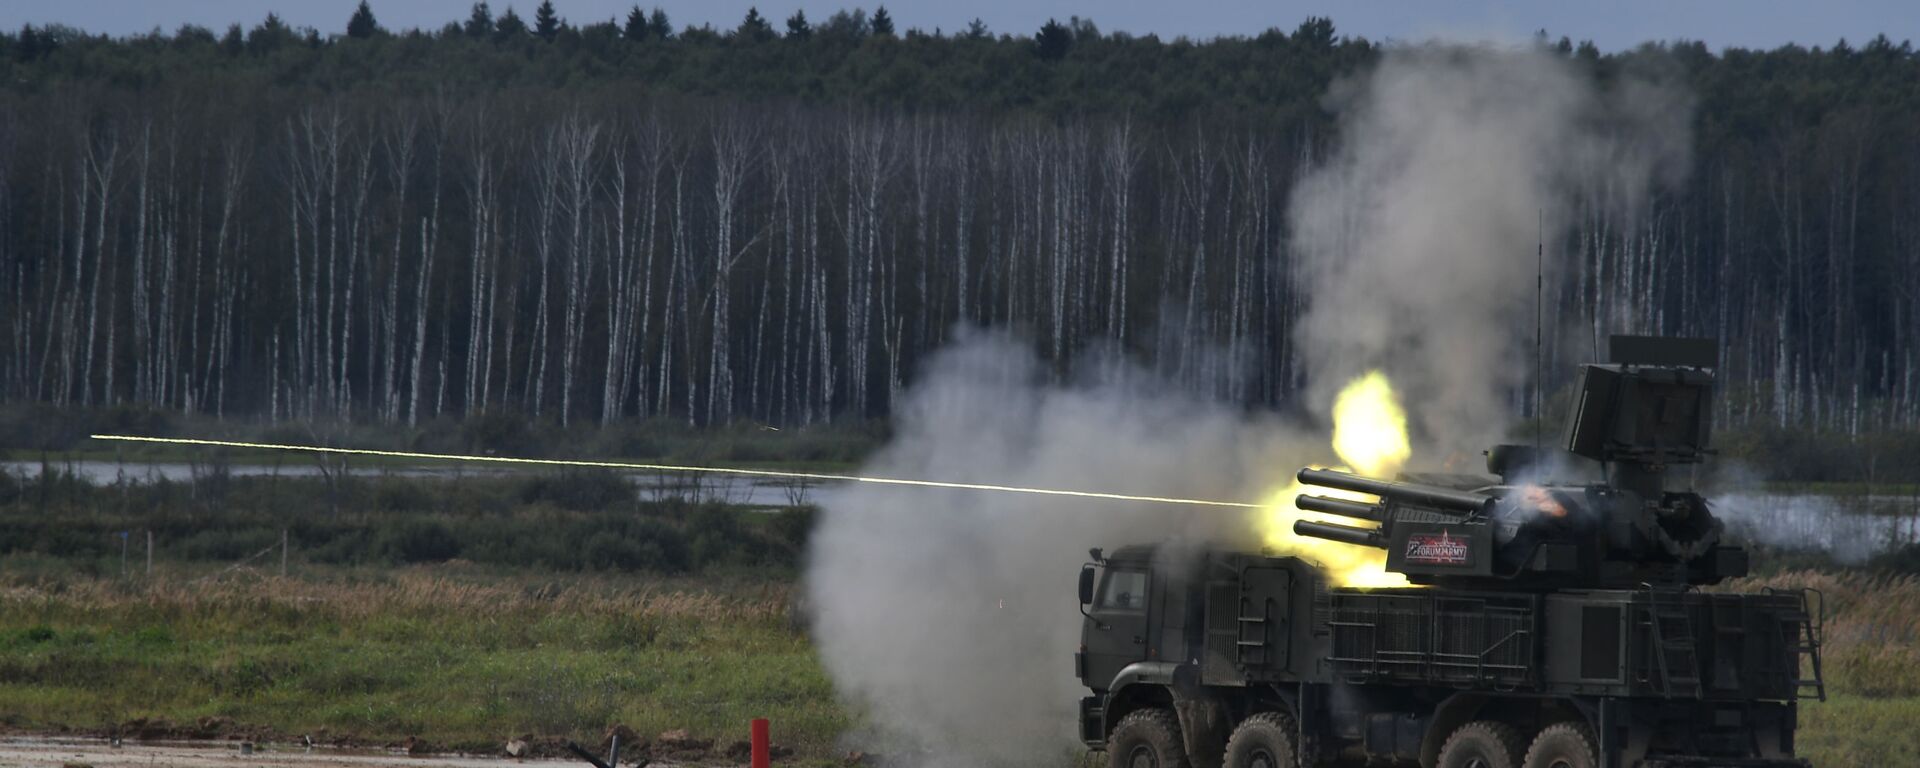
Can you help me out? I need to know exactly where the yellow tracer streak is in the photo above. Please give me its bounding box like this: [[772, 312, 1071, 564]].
[[88, 434, 1263, 510]]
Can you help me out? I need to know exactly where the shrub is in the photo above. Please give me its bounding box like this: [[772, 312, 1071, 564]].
[[462, 410, 538, 455], [0, 468, 18, 504], [518, 470, 632, 511], [1868, 544, 1920, 575], [768, 506, 817, 555], [374, 480, 435, 512], [90, 404, 175, 441], [375, 518, 461, 564], [687, 504, 764, 568]]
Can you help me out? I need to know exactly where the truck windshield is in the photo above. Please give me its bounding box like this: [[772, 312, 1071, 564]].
[[1096, 569, 1148, 612]]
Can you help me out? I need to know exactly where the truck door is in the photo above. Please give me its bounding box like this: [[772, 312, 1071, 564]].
[[1084, 566, 1152, 689], [1204, 566, 1290, 682]]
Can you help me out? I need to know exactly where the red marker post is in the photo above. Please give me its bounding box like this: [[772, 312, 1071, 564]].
[[750, 718, 770, 768]]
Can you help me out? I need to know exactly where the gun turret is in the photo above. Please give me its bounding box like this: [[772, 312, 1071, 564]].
[[1291, 466, 1507, 580], [1287, 336, 1749, 589]]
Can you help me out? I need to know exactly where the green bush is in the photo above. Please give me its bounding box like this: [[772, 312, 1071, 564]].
[[687, 504, 753, 568], [768, 506, 817, 555], [462, 410, 539, 455], [89, 405, 176, 442], [375, 518, 461, 564], [582, 521, 688, 573], [371, 480, 432, 512], [518, 470, 633, 511], [1868, 544, 1920, 575]]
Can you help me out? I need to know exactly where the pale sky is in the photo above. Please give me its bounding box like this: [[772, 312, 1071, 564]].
[[4, 0, 1915, 52]]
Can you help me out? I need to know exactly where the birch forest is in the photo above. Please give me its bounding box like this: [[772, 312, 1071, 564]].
[[2, 11, 1919, 435]]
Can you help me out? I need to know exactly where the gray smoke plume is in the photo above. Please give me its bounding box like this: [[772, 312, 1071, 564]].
[[806, 44, 1692, 765], [1290, 44, 1689, 456], [806, 333, 1302, 763], [1711, 492, 1889, 564], [1706, 464, 1897, 564]]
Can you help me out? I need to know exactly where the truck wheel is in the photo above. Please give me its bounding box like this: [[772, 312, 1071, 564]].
[[1109, 709, 1191, 768], [1223, 711, 1298, 768], [1437, 721, 1526, 768], [1521, 722, 1597, 768]]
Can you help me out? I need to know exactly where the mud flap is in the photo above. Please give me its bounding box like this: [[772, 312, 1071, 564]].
[[1174, 694, 1229, 768]]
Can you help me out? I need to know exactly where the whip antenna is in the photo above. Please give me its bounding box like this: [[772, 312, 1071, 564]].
[[1535, 208, 1544, 450]]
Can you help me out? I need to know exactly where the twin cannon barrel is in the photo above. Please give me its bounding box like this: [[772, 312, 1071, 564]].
[[1291, 468, 1493, 549]]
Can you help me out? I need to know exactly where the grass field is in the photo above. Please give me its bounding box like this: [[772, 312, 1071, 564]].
[[0, 567, 1913, 764], [0, 567, 847, 762]]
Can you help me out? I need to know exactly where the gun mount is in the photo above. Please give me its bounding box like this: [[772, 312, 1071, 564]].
[[1291, 335, 1746, 588]]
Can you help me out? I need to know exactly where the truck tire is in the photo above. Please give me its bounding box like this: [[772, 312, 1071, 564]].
[[1110, 709, 1191, 768], [1437, 721, 1526, 768], [1521, 722, 1597, 768], [1222, 711, 1298, 768]]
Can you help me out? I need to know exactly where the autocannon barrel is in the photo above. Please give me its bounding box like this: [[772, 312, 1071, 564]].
[[1295, 467, 1492, 514], [1292, 520, 1387, 549], [1294, 494, 1384, 521]]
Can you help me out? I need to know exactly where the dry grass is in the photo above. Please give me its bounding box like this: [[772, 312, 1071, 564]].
[[1733, 571, 1920, 764]]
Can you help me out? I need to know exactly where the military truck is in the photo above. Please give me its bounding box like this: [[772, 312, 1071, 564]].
[[1075, 337, 1823, 768]]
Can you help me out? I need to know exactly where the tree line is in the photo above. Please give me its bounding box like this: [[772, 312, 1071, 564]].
[[0, 11, 1917, 435]]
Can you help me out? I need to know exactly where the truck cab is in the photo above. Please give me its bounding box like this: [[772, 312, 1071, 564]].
[[1078, 546, 1160, 692]]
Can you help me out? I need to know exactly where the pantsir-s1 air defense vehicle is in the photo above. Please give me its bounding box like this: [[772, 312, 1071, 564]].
[[1075, 337, 1824, 768]]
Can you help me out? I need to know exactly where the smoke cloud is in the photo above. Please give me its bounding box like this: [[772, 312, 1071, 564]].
[[1711, 491, 1889, 564], [806, 333, 1300, 762], [1290, 44, 1689, 455], [1707, 464, 1899, 564], [805, 44, 1692, 764]]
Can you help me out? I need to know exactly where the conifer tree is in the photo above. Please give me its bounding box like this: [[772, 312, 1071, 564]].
[[786, 9, 811, 40], [533, 0, 560, 40], [496, 6, 529, 39], [1034, 18, 1071, 60], [464, 2, 494, 38], [624, 5, 647, 41], [646, 8, 672, 40], [248, 13, 293, 53], [870, 6, 893, 36], [738, 7, 774, 42], [219, 23, 244, 54], [347, 1, 380, 38]]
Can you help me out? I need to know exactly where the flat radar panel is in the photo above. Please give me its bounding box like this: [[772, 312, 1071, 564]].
[[1608, 335, 1717, 368], [1565, 362, 1714, 463]]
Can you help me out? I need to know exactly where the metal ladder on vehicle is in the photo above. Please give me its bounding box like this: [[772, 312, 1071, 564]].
[[1641, 584, 1703, 699], [1769, 587, 1828, 702], [1236, 598, 1269, 666]]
